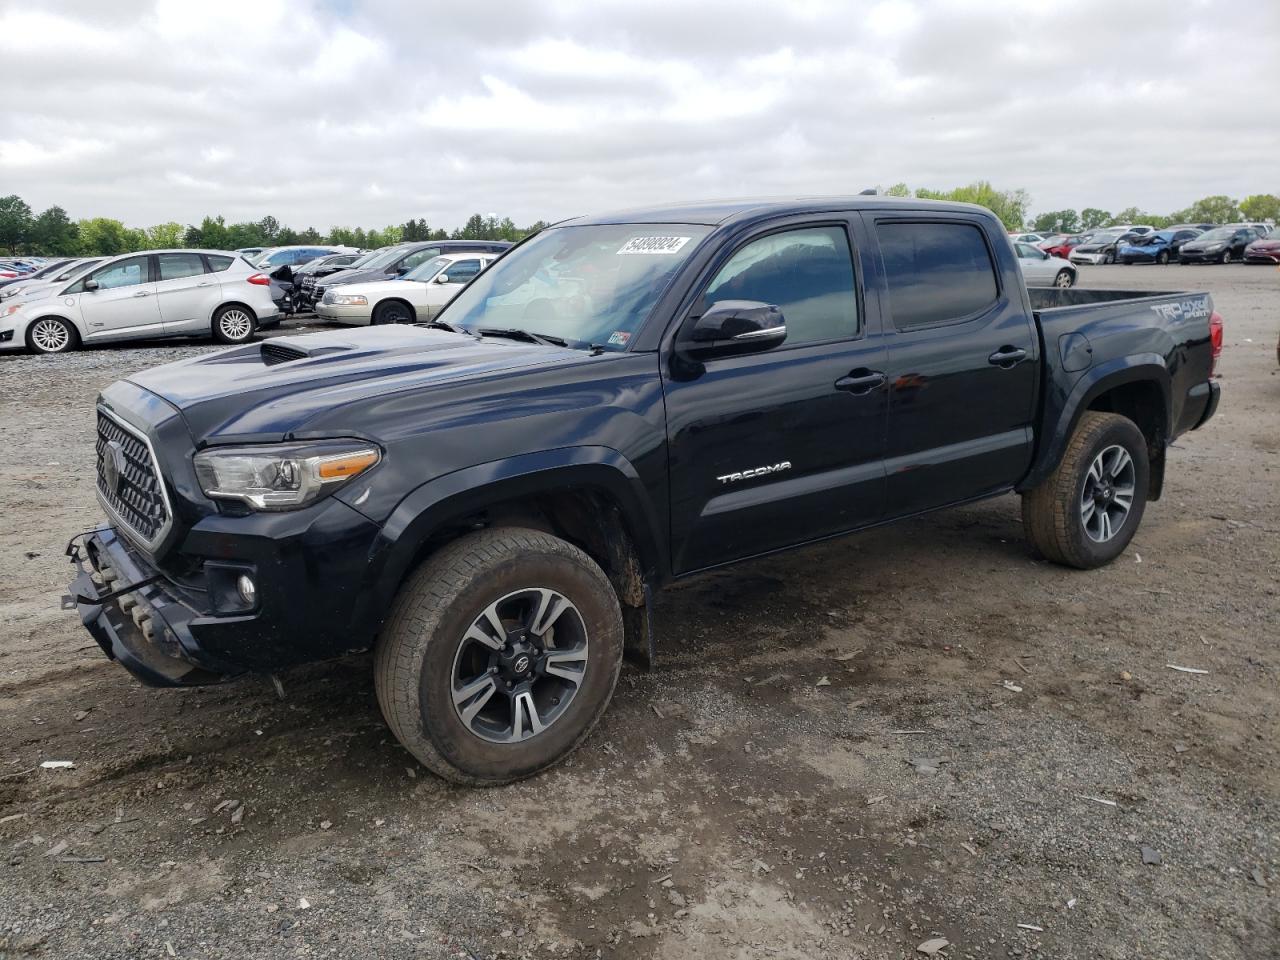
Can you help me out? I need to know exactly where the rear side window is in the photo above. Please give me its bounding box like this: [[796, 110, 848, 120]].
[[157, 253, 207, 281], [876, 222, 999, 329], [206, 255, 234, 271], [702, 225, 859, 345]]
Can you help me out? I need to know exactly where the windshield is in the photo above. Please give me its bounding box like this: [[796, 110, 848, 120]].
[[347, 247, 389, 269], [1197, 228, 1233, 241], [440, 224, 712, 350], [358, 247, 412, 271], [405, 256, 451, 282]]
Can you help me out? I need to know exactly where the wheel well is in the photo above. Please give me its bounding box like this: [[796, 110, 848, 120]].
[[24, 314, 80, 348], [375, 298, 417, 322], [1087, 380, 1166, 499], [212, 301, 258, 328]]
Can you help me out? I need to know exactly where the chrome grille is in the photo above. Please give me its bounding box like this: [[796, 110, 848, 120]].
[[95, 409, 172, 549]]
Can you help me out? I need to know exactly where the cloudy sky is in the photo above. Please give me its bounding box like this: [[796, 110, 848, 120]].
[[1, 0, 1276, 232]]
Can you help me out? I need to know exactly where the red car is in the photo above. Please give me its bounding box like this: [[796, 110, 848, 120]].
[[1039, 234, 1089, 260], [1243, 234, 1280, 264]]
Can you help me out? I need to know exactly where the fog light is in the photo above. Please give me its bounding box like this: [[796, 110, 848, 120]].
[[236, 574, 257, 606]]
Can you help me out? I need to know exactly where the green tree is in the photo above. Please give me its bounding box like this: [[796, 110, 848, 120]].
[[31, 205, 79, 255], [1080, 208, 1110, 230], [147, 222, 186, 248], [226, 222, 265, 249], [185, 215, 231, 249], [0, 195, 33, 253], [77, 218, 132, 256], [1033, 209, 1080, 233], [915, 182, 1029, 231], [297, 227, 323, 244], [1184, 195, 1241, 225], [883, 182, 912, 197], [258, 215, 280, 243], [1239, 193, 1280, 222]]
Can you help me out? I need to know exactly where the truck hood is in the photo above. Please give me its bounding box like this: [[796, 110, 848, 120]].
[[126, 326, 583, 443]]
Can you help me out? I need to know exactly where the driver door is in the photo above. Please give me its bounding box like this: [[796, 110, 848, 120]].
[[423, 258, 484, 318], [1016, 243, 1053, 283], [73, 256, 161, 339]]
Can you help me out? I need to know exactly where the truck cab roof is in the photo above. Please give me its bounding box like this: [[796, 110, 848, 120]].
[[564, 196, 996, 227]]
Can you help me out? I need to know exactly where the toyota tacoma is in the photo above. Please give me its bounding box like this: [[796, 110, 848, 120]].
[[68, 197, 1222, 784]]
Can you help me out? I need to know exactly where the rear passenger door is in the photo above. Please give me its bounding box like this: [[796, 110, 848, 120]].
[[866, 216, 1039, 517], [154, 252, 216, 332], [663, 219, 888, 574]]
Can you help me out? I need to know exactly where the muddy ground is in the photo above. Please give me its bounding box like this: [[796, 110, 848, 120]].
[[0, 264, 1276, 960]]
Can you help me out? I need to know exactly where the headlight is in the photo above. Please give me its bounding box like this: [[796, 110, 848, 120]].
[[331, 294, 368, 305], [194, 441, 380, 511]]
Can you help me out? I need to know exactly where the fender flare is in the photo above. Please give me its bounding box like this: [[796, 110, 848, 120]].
[[361, 445, 665, 619], [1018, 355, 1171, 492]]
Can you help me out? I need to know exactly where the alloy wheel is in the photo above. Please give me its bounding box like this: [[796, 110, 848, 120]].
[[30, 319, 71, 352], [450, 587, 589, 744], [1080, 444, 1136, 543], [219, 309, 253, 340]]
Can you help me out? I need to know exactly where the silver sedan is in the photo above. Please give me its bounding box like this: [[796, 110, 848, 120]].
[[1015, 242, 1077, 288]]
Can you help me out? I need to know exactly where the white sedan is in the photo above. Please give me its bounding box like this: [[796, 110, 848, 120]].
[[316, 253, 498, 326], [1014, 242, 1077, 288]]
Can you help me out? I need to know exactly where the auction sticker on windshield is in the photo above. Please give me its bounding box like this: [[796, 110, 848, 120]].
[[617, 236, 692, 255]]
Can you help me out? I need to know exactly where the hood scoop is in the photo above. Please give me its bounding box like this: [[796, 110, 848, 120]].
[[259, 341, 353, 366]]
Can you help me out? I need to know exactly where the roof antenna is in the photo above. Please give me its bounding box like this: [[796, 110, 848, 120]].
[[859, 188, 878, 195]]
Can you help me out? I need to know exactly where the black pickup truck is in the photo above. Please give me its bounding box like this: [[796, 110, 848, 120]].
[[68, 197, 1221, 784]]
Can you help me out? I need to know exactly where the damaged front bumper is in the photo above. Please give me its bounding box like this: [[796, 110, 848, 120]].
[[65, 527, 243, 687]]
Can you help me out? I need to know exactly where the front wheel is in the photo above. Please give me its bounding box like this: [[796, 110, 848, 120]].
[[1157, 251, 1170, 265], [372, 300, 414, 325], [1219, 249, 1231, 265], [375, 527, 624, 785], [1054, 269, 1074, 288], [27, 316, 80, 354], [212, 305, 256, 344], [1103, 251, 1115, 265], [1022, 411, 1149, 569]]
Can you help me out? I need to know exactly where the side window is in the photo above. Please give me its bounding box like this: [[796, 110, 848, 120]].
[[157, 253, 207, 281], [71, 256, 149, 292], [701, 225, 859, 345], [876, 222, 999, 329], [206, 254, 234, 272], [443, 259, 482, 282]]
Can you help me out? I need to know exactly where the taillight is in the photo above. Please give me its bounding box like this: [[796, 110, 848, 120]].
[[247, 273, 271, 286], [1209, 310, 1223, 377]]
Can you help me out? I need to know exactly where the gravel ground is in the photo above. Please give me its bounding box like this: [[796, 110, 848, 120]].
[[0, 265, 1276, 960]]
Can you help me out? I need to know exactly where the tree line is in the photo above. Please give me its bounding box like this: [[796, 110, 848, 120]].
[[0, 196, 550, 257], [1, 187, 1276, 256]]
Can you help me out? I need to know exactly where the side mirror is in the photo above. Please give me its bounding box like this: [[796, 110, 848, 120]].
[[682, 300, 786, 357], [393, 265, 409, 276], [83, 279, 99, 292], [434, 273, 450, 284]]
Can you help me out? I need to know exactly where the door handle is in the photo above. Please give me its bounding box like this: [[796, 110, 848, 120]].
[[835, 369, 887, 395], [988, 346, 1027, 368], [132, 290, 151, 298], [196, 282, 213, 287]]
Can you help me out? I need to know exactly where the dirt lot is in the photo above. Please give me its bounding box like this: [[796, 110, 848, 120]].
[[0, 265, 1276, 960]]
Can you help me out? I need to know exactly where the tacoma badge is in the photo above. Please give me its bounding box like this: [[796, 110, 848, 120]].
[[716, 461, 792, 484]]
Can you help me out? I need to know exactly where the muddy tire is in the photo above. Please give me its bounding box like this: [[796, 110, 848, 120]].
[[374, 527, 624, 785], [1022, 411, 1149, 569]]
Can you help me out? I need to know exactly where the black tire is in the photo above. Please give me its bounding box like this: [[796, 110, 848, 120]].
[[1102, 251, 1115, 265], [1156, 251, 1169, 265], [26, 316, 80, 354], [1054, 269, 1074, 289], [211, 304, 257, 344], [372, 300, 414, 326], [374, 527, 624, 785], [1219, 249, 1231, 265], [1021, 411, 1149, 569]]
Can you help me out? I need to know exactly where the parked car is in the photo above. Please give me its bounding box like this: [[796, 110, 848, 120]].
[[1225, 222, 1272, 237], [253, 245, 356, 271], [1243, 233, 1280, 264], [1010, 232, 1048, 244], [317, 252, 499, 325], [1069, 228, 1137, 265], [1166, 223, 1217, 234], [0, 258, 103, 301], [1118, 229, 1203, 264], [1178, 226, 1262, 264], [235, 247, 267, 261], [302, 241, 512, 309], [272, 252, 367, 314], [1014, 242, 1076, 287], [0, 249, 279, 354], [0, 257, 76, 294], [66, 196, 1221, 784], [1111, 224, 1157, 236], [1039, 234, 1089, 259]]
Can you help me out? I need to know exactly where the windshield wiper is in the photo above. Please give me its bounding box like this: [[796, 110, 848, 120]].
[[417, 319, 468, 334], [477, 327, 568, 347]]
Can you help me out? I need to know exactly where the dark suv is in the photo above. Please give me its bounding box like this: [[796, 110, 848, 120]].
[[301, 240, 512, 309]]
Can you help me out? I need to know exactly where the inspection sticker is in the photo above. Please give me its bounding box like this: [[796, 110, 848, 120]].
[[607, 330, 632, 346], [617, 236, 692, 255]]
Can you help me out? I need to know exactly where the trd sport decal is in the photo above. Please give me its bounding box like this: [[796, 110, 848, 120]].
[[716, 461, 792, 484]]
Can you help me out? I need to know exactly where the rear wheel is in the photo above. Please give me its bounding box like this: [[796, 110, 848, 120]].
[[212, 305, 256, 344], [27, 317, 80, 354], [1022, 411, 1149, 569], [375, 527, 624, 785], [1219, 249, 1231, 265], [1054, 269, 1074, 288], [372, 300, 414, 325]]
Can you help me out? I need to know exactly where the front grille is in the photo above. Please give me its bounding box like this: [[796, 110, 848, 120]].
[[261, 342, 308, 365], [96, 409, 171, 548], [314, 285, 327, 301]]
